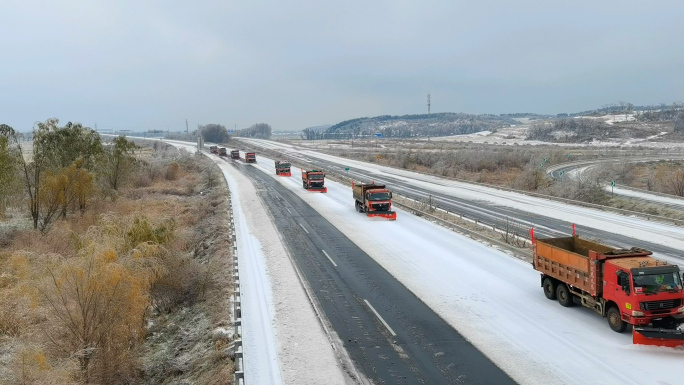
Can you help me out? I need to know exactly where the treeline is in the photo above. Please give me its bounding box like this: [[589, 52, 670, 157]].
[[526, 118, 610, 142], [323, 112, 516, 139], [0, 119, 137, 230], [233, 123, 272, 139]]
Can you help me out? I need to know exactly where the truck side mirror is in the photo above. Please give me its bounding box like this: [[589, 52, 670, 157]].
[[389, 192, 393, 199]]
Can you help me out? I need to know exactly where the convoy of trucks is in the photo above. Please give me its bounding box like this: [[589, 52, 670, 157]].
[[533, 235, 684, 347], [209, 142, 684, 350], [275, 160, 291, 176], [352, 181, 397, 220]]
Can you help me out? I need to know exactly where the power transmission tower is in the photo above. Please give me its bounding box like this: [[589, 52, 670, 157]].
[[427, 93, 431, 114], [185, 119, 189, 134]]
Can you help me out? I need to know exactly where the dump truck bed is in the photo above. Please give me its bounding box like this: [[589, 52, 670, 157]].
[[534, 237, 617, 296], [534, 236, 651, 297], [352, 184, 386, 202]]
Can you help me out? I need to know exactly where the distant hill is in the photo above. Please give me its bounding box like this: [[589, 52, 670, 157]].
[[311, 113, 517, 139]]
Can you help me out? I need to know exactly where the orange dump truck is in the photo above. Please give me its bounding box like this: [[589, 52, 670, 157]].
[[275, 160, 291, 176], [533, 235, 684, 347], [245, 152, 256, 163], [352, 182, 397, 220], [301, 169, 327, 192]]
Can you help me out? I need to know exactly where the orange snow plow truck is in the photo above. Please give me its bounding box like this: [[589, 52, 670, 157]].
[[533, 235, 684, 347], [352, 182, 397, 220], [301, 169, 327, 192], [275, 160, 291, 176]]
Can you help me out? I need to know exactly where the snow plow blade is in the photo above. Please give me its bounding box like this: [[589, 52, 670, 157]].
[[367, 211, 397, 220], [633, 326, 684, 348], [308, 187, 327, 193], [276, 172, 291, 177]]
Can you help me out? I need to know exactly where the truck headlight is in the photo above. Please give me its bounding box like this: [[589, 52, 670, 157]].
[[677, 307, 684, 314], [632, 310, 645, 317]]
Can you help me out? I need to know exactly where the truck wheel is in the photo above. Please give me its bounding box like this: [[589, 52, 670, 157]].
[[542, 277, 557, 300], [355, 201, 360, 212], [607, 307, 626, 333], [556, 284, 574, 307], [303, 181, 307, 189]]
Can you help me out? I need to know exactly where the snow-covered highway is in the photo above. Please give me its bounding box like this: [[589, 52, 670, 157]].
[[247, 152, 684, 385]]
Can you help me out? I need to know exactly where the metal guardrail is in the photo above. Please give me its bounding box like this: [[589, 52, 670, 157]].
[[228, 193, 245, 385]]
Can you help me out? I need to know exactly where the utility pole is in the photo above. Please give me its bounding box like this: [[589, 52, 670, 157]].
[[186, 119, 189, 134], [427, 93, 431, 115]]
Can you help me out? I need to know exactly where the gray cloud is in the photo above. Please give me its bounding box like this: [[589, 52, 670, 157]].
[[1, 0, 683, 131]]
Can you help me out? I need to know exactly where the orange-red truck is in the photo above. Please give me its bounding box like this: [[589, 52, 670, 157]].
[[352, 182, 397, 220], [245, 152, 256, 163], [275, 160, 291, 176], [209, 146, 219, 154], [301, 169, 327, 192], [533, 235, 684, 347], [230, 150, 240, 159]]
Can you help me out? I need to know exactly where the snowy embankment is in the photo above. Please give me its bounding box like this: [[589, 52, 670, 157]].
[[163, 141, 347, 384], [608, 186, 684, 209], [243, 139, 684, 252], [251, 154, 684, 385]]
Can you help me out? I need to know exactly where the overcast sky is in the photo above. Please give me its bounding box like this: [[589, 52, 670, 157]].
[[1, 1, 683, 132]]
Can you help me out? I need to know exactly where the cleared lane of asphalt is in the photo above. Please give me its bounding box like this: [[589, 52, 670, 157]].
[[238, 139, 684, 264], [230, 160, 515, 385]]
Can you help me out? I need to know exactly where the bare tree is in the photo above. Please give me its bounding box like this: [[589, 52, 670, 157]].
[[662, 170, 684, 196]]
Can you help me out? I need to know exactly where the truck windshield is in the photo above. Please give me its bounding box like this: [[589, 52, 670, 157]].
[[309, 174, 324, 180], [278, 163, 290, 168], [633, 272, 682, 294], [368, 192, 391, 201]]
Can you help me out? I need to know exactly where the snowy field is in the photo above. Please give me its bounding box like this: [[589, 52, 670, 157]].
[[250, 153, 684, 385]]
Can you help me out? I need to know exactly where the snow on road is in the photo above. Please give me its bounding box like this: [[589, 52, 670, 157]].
[[242, 139, 684, 252], [162, 140, 347, 384], [250, 155, 684, 385]]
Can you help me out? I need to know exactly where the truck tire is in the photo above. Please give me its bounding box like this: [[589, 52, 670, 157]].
[[607, 306, 627, 333], [355, 201, 360, 212], [303, 181, 307, 189], [542, 277, 557, 300], [556, 284, 574, 307]]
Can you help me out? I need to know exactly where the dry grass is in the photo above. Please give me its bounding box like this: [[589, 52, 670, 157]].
[[0, 148, 234, 384]]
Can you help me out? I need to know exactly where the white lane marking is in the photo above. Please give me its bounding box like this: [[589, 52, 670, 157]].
[[299, 223, 309, 234], [286, 207, 292, 214], [363, 299, 397, 337], [321, 250, 338, 267]]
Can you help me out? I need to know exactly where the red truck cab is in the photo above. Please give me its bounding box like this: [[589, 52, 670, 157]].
[[302, 169, 327, 192], [245, 152, 256, 163], [603, 257, 683, 329]]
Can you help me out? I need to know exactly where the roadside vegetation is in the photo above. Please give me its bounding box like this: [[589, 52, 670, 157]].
[[0, 120, 234, 384]]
